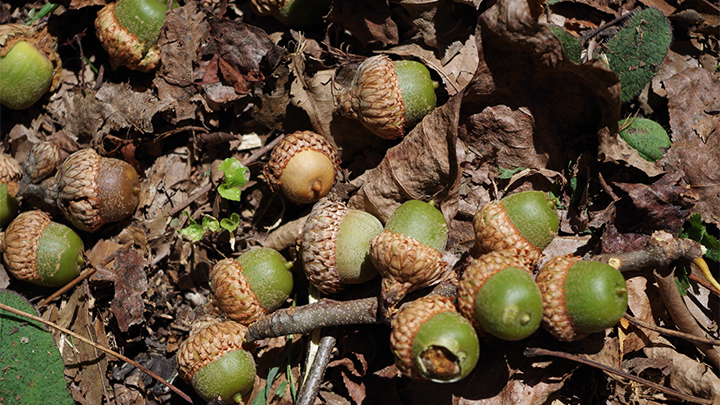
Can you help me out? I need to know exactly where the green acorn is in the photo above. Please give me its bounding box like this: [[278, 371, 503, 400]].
[[474, 191, 558, 268], [0, 210, 84, 287], [618, 117, 671, 162], [391, 294, 479, 383], [301, 199, 383, 294], [0, 153, 22, 227], [457, 251, 542, 341], [210, 248, 294, 325], [336, 55, 439, 139], [535, 255, 628, 341], [177, 320, 256, 404]]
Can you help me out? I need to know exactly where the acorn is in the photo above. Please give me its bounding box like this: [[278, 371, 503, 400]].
[[301, 199, 383, 294], [473, 191, 558, 268], [21, 141, 62, 184], [369, 200, 451, 308], [53, 149, 141, 233], [0, 153, 22, 227], [336, 55, 438, 140], [210, 248, 294, 325], [457, 251, 542, 341], [0, 210, 84, 287], [263, 131, 341, 205], [94, 0, 176, 72], [535, 255, 628, 342], [250, 0, 330, 29], [176, 320, 256, 404], [390, 294, 479, 383], [0, 24, 62, 110]]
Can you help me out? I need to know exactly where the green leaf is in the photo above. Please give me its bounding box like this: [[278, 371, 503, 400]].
[[497, 167, 525, 179], [218, 184, 243, 201], [178, 212, 204, 242], [220, 213, 240, 233], [202, 215, 221, 233], [680, 213, 720, 262], [218, 158, 248, 202], [0, 289, 73, 405]]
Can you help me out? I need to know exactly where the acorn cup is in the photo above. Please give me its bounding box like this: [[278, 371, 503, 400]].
[[0, 153, 22, 227], [21, 141, 62, 184], [473, 191, 559, 268], [369, 200, 451, 309], [390, 294, 479, 383], [52, 148, 141, 233], [336, 55, 438, 140], [210, 248, 294, 325], [457, 251, 542, 341], [264, 131, 342, 205], [535, 255, 628, 342], [176, 320, 256, 404], [0, 210, 84, 287], [301, 199, 383, 294]]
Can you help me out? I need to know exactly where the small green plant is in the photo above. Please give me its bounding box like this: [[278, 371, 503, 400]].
[[680, 213, 720, 262], [217, 157, 249, 201]]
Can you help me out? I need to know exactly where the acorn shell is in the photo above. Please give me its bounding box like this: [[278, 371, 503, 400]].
[[0, 152, 21, 226], [263, 131, 341, 204], [94, 2, 161, 72], [21, 141, 62, 183]]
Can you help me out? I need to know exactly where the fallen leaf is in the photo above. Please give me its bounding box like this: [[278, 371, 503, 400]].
[[327, 0, 399, 46]]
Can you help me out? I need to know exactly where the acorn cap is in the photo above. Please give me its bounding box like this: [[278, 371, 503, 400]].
[[0, 210, 50, 284], [370, 229, 452, 308], [263, 131, 341, 204], [250, 0, 287, 15], [535, 254, 585, 342], [176, 320, 249, 383], [210, 258, 269, 325], [301, 199, 346, 294], [94, 2, 161, 72], [336, 55, 407, 140], [21, 141, 62, 183], [0, 152, 22, 194]]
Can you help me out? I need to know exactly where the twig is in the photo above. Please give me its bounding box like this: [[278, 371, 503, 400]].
[[592, 231, 703, 272], [524, 347, 714, 405], [0, 302, 193, 403], [37, 266, 96, 307], [296, 334, 337, 405], [623, 314, 720, 347]]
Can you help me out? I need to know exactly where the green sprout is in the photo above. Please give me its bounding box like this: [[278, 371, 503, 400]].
[[218, 157, 249, 202]]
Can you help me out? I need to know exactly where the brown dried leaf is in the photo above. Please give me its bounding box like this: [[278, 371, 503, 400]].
[[326, 0, 399, 46], [395, 0, 475, 53], [613, 182, 694, 235]]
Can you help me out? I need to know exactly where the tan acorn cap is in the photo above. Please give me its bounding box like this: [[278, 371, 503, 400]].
[[473, 201, 543, 269], [250, 0, 288, 15], [301, 199, 346, 294], [0, 24, 62, 93], [54, 149, 103, 232], [22, 141, 62, 183], [336, 55, 407, 140], [390, 294, 457, 380], [0, 152, 22, 197], [210, 258, 269, 325], [0, 210, 51, 284], [457, 250, 531, 331], [535, 254, 586, 342], [370, 229, 452, 308], [176, 320, 248, 382], [94, 3, 161, 72]]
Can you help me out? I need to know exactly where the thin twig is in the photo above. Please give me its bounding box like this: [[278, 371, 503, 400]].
[[37, 266, 96, 307], [296, 334, 337, 405], [623, 314, 720, 347], [524, 347, 713, 405], [0, 302, 193, 403]]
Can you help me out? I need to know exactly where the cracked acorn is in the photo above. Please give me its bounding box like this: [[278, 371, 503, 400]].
[[0, 24, 62, 110], [336, 55, 439, 140], [301, 199, 383, 294], [0, 210, 84, 287], [177, 320, 256, 404], [391, 294, 479, 383], [210, 248, 294, 325], [535, 255, 628, 342], [0, 153, 22, 227], [264, 130, 341, 204]]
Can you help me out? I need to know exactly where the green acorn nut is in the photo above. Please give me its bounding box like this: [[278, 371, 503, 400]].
[[0, 153, 22, 227], [370, 200, 451, 308], [457, 251, 541, 341], [618, 117, 671, 162], [250, 0, 330, 29], [336, 55, 438, 140], [301, 199, 383, 294], [0, 24, 62, 110], [177, 320, 256, 404], [210, 248, 294, 325], [0, 210, 84, 287], [474, 191, 558, 268], [535, 255, 628, 341], [391, 294, 479, 383]]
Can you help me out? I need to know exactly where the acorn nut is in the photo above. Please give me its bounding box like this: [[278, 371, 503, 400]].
[[210, 248, 294, 325], [177, 320, 256, 404], [301, 199, 383, 294], [95, 0, 176, 72], [0, 210, 84, 287], [0, 24, 62, 110], [390, 294, 479, 383], [264, 131, 341, 205], [336, 55, 438, 140], [535, 255, 628, 341], [53, 148, 141, 232], [370, 200, 451, 308], [457, 251, 542, 341], [250, 0, 330, 29], [474, 190, 559, 268], [0, 153, 22, 227]]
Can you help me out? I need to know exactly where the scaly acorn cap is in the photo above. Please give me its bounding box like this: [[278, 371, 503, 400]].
[[263, 131, 341, 204], [535, 254, 585, 341], [176, 320, 249, 383], [472, 202, 543, 269], [21, 141, 62, 183], [94, 2, 161, 72], [210, 258, 269, 325], [370, 229, 451, 308], [0, 152, 22, 195]]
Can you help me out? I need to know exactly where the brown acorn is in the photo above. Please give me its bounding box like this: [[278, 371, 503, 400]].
[[0, 153, 22, 227], [53, 148, 141, 232], [21, 141, 62, 184], [263, 131, 341, 204], [301, 199, 383, 294]]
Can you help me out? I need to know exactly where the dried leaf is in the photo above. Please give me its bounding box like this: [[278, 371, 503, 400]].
[[614, 182, 694, 235], [326, 0, 399, 46], [92, 247, 148, 332]]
